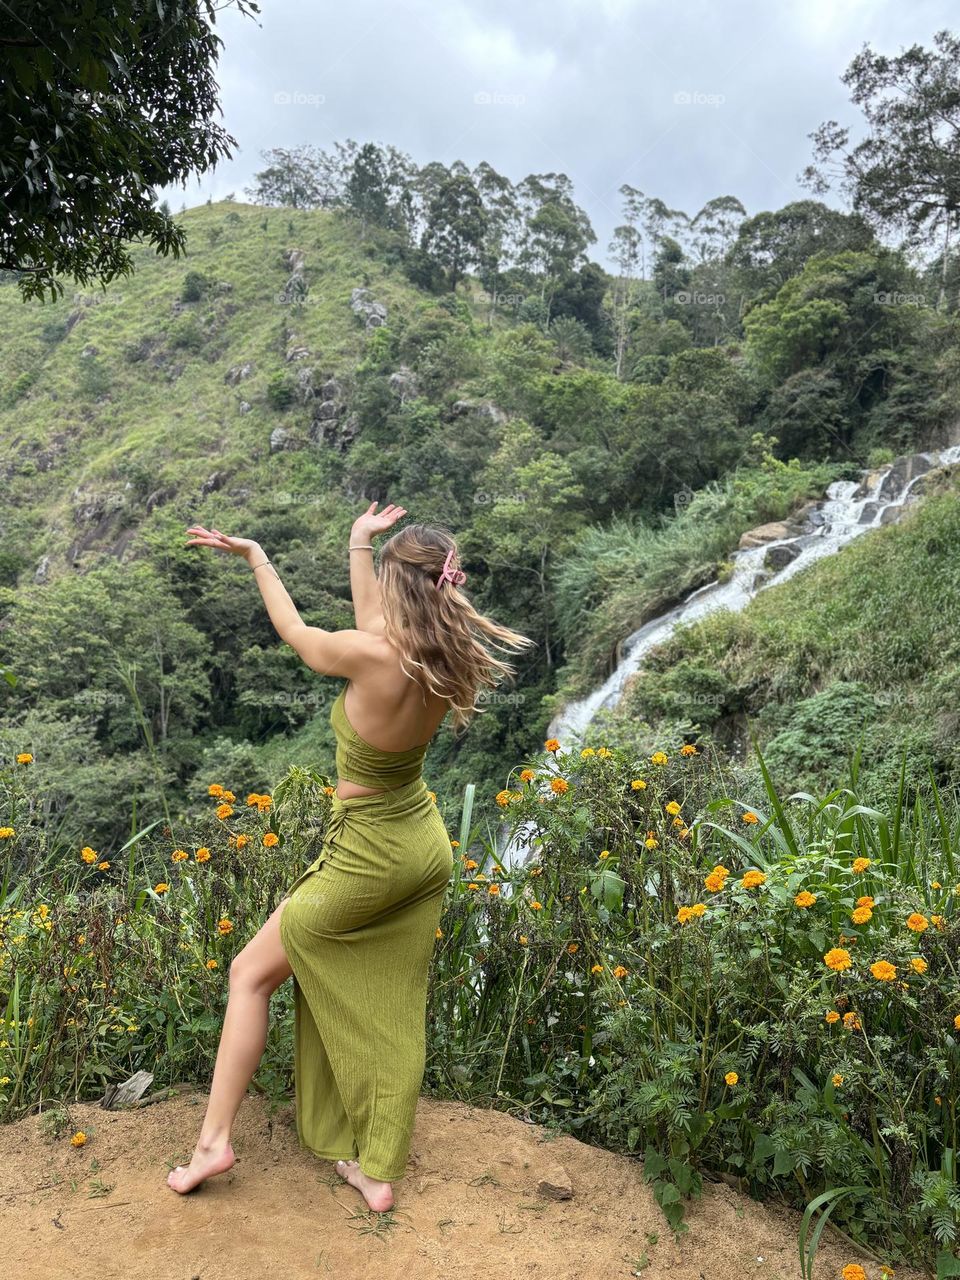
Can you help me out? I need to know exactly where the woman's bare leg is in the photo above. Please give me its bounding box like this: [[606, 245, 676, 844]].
[[167, 897, 293, 1193]]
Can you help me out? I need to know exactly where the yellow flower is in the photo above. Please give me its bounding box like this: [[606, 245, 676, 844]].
[[794, 891, 817, 908], [741, 811, 759, 824], [464, 858, 478, 871], [126, 1025, 139, 1033], [580, 747, 595, 758], [235, 834, 249, 850], [215, 803, 234, 820], [217, 918, 234, 935], [206, 959, 218, 969], [171, 849, 189, 862], [451, 839, 460, 848], [630, 779, 647, 790], [842, 1011, 862, 1031], [852, 857, 871, 873], [97, 861, 110, 871], [519, 769, 536, 782], [724, 1071, 738, 1086], [910, 956, 927, 974], [518, 935, 528, 945], [154, 882, 170, 895], [613, 964, 628, 978], [680, 744, 698, 756], [208, 784, 225, 797], [195, 847, 211, 863], [16, 753, 33, 764], [323, 786, 335, 796], [677, 906, 693, 924], [0, 827, 14, 839], [825, 1010, 840, 1024], [263, 832, 279, 848], [466, 882, 480, 891], [544, 739, 560, 753], [689, 903, 707, 917], [80, 847, 98, 863], [851, 906, 872, 924], [530, 900, 543, 911], [931, 880, 941, 890], [591, 964, 604, 974], [906, 913, 929, 933], [565, 943, 579, 954], [495, 789, 512, 807], [596, 747, 612, 758], [645, 836, 658, 849], [856, 895, 875, 908], [741, 869, 765, 889], [650, 751, 668, 765], [931, 914, 945, 930], [488, 884, 500, 895], [832, 1073, 844, 1087], [704, 867, 729, 892], [665, 800, 681, 816], [870, 960, 897, 981], [841, 1265, 867, 1280], [824, 947, 852, 972], [435, 927, 443, 939], [221, 790, 236, 803], [598, 850, 610, 860], [428, 791, 437, 803], [954, 1014, 960, 1031], [70, 1131, 87, 1147], [550, 777, 569, 794]]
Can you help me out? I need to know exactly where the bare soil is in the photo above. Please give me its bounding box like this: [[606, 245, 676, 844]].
[[0, 1090, 931, 1280]]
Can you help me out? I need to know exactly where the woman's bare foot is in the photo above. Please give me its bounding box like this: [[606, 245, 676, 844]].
[[167, 1140, 236, 1193], [335, 1158, 395, 1212]]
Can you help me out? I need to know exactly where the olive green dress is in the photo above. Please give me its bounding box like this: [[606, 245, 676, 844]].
[[278, 683, 454, 1183]]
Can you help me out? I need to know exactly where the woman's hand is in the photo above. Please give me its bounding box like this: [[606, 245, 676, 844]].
[[351, 501, 407, 543], [185, 525, 263, 564]]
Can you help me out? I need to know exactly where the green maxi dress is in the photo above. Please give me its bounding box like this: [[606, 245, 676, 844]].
[[278, 683, 454, 1183]]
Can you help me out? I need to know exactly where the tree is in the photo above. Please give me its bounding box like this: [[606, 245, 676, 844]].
[[802, 29, 960, 310], [344, 143, 390, 238], [689, 195, 747, 262], [420, 173, 488, 292], [515, 174, 597, 326], [1, 0, 259, 302], [245, 144, 340, 209]]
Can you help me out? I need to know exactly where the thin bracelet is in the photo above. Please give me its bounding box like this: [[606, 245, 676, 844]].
[[250, 559, 273, 570], [349, 544, 374, 551]]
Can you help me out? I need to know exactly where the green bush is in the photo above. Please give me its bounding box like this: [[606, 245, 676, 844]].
[[266, 370, 296, 411], [180, 271, 212, 303]]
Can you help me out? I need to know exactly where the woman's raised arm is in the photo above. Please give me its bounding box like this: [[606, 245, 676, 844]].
[[348, 502, 407, 633]]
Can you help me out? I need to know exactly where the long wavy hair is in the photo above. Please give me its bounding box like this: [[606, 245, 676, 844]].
[[376, 523, 536, 732]]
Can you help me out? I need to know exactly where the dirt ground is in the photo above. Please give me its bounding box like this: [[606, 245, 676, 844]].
[[1, 1090, 932, 1280]]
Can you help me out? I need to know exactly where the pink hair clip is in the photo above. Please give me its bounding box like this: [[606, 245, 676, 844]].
[[435, 547, 467, 590]]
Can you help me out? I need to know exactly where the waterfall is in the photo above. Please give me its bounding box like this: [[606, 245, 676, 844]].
[[495, 445, 960, 868]]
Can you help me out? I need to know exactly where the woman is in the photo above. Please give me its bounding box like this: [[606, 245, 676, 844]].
[[167, 502, 534, 1212]]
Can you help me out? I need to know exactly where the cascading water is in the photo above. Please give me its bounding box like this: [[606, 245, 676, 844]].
[[495, 445, 960, 868]]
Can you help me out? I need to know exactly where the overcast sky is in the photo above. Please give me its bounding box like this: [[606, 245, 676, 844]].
[[159, 0, 956, 271]]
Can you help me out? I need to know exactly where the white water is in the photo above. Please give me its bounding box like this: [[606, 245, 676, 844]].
[[496, 445, 960, 867]]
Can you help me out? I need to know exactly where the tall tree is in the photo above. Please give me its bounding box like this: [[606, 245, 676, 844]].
[[802, 29, 960, 310], [344, 143, 390, 238], [245, 144, 335, 209], [1, 0, 259, 301], [420, 173, 488, 292]]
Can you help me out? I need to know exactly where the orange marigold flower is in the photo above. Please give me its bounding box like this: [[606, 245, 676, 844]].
[[495, 789, 512, 807], [910, 956, 927, 974], [906, 913, 929, 932], [645, 836, 659, 849], [208, 784, 224, 797], [613, 965, 628, 978], [870, 960, 897, 981], [689, 903, 707, 917], [665, 800, 681, 816], [832, 1073, 844, 1087], [171, 849, 189, 863], [451, 839, 460, 848], [154, 882, 170, 895], [215, 803, 234, 820], [206, 959, 218, 969], [704, 870, 727, 892], [217, 918, 234, 935], [488, 884, 500, 895], [931, 914, 945, 930], [323, 786, 336, 796], [97, 861, 110, 871], [825, 1010, 840, 1024], [530, 900, 543, 910], [598, 849, 610, 860], [677, 906, 693, 924], [794, 891, 816, 908], [954, 1014, 960, 1031], [856, 895, 875, 908], [464, 858, 478, 871], [466, 882, 480, 891], [519, 769, 536, 782], [235, 834, 249, 850], [70, 1131, 87, 1147], [435, 927, 443, 939], [680, 744, 698, 756], [591, 964, 604, 975], [842, 1011, 862, 1030], [852, 857, 871, 873], [596, 747, 613, 758], [741, 869, 766, 889], [16, 753, 33, 764], [824, 947, 852, 971], [851, 906, 873, 924], [650, 751, 668, 765], [724, 1071, 738, 1086], [550, 777, 569, 794], [518, 935, 528, 945], [80, 847, 98, 864], [630, 778, 647, 790], [842, 1265, 867, 1280], [741, 811, 759, 824], [263, 832, 279, 848], [544, 739, 560, 753], [195, 847, 211, 862], [567, 942, 579, 953], [0, 827, 15, 839]]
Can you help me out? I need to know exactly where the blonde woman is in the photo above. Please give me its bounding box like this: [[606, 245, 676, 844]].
[[169, 502, 534, 1211]]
